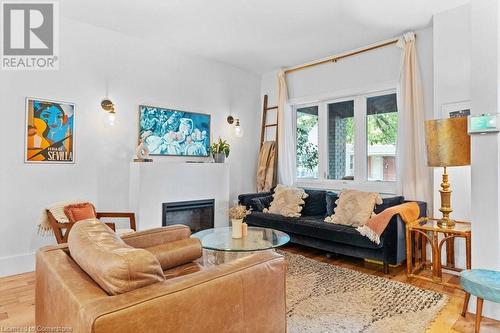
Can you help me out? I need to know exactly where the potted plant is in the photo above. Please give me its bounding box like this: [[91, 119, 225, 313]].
[[229, 204, 251, 238], [210, 138, 230, 163]]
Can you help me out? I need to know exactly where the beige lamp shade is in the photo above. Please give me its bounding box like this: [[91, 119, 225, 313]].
[[425, 117, 471, 167]]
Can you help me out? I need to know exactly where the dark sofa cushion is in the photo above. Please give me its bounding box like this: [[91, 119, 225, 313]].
[[246, 212, 383, 250], [374, 196, 405, 214], [302, 189, 327, 216], [325, 191, 339, 216], [238, 191, 273, 208], [250, 195, 273, 212]]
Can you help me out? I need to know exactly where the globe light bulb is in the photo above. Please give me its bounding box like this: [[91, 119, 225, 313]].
[[107, 111, 116, 126], [234, 119, 244, 138]]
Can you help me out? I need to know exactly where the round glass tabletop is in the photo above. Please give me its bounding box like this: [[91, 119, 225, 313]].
[[191, 226, 290, 252]]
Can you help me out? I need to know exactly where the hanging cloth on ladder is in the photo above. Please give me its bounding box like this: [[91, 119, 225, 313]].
[[256, 141, 277, 192]]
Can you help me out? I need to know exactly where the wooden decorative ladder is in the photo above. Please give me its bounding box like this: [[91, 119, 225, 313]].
[[260, 95, 278, 146], [258, 95, 279, 189]]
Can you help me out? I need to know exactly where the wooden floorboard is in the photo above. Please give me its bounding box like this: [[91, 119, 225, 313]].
[[0, 244, 499, 332]]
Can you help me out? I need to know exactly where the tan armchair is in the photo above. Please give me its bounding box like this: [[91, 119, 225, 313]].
[[35, 225, 287, 333]]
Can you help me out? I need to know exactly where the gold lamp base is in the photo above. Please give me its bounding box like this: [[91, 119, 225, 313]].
[[437, 166, 455, 228]]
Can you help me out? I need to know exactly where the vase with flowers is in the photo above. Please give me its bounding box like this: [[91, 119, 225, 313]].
[[229, 204, 251, 238]]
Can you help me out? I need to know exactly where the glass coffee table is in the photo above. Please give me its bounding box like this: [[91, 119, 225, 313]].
[[191, 226, 290, 265]]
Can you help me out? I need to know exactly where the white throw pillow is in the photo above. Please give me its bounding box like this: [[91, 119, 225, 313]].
[[324, 190, 382, 227], [264, 184, 308, 217]]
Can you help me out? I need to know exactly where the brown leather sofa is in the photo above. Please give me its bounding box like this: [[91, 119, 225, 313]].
[[35, 224, 287, 333]]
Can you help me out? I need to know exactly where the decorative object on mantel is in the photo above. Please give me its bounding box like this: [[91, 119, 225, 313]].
[[210, 138, 230, 163], [138, 105, 211, 157], [101, 99, 116, 126], [25, 98, 75, 164], [425, 117, 471, 227], [134, 131, 153, 162], [229, 204, 250, 239]]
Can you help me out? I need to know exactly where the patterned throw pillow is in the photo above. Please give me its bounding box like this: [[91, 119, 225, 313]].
[[324, 190, 382, 227], [264, 185, 309, 217]]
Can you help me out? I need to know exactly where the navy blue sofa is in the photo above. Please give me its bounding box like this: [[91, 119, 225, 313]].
[[238, 189, 427, 273]]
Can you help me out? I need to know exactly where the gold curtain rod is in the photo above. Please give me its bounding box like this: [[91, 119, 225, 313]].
[[284, 37, 402, 75]]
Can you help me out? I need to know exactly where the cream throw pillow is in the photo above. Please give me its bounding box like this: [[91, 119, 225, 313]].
[[324, 190, 382, 227], [264, 184, 308, 217]]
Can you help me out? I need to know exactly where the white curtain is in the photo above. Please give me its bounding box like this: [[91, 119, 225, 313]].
[[396, 32, 432, 206], [277, 69, 295, 186]]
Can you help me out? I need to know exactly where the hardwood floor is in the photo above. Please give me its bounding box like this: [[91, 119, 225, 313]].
[[0, 244, 499, 332]]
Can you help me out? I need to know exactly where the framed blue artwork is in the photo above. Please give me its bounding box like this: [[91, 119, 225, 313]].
[[138, 105, 211, 157]]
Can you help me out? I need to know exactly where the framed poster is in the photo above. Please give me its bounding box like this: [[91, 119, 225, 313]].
[[25, 98, 75, 163], [138, 105, 211, 157], [441, 101, 471, 119]]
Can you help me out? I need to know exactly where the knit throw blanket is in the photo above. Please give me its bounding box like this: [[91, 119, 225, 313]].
[[38, 200, 88, 235], [357, 202, 420, 245]]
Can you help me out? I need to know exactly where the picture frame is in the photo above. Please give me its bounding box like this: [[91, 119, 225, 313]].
[[25, 97, 75, 164], [441, 100, 471, 119], [138, 105, 211, 157]]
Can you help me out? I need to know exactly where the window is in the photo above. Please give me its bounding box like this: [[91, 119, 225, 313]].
[[328, 100, 354, 180], [296, 106, 319, 179], [293, 89, 398, 191], [366, 94, 398, 181]]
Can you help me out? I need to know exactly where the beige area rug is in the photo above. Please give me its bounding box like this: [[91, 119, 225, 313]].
[[281, 251, 448, 333]]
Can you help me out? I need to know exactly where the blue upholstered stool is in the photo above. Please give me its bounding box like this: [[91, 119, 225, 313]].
[[460, 269, 500, 333]]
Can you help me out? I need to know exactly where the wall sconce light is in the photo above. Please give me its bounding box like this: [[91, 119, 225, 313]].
[[101, 99, 116, 126], [227, 115, 243, 137]]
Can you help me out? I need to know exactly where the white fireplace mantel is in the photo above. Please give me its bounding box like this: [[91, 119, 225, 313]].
[[129, 161, 230, 230]]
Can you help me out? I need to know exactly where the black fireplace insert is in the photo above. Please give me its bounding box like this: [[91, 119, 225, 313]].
[[162, 199, 215, 233]]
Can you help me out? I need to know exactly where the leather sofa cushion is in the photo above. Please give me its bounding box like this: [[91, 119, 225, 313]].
[[302, 189, 327, 216], [145, 238, 202, 270], [246, 212, 383, 249], [68, 219, 165, 295]]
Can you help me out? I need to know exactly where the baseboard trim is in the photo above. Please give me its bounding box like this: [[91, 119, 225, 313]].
[[0, 252, 35, 277]]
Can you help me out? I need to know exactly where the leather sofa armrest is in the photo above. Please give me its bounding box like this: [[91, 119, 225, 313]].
[[78, 251, 286, 333], [121, 224, 191, 249], [145, 237, 202, 270]]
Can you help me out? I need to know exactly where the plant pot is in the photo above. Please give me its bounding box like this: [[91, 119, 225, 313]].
[[231, 218, 243, 238], [213, 153, 226, 163]]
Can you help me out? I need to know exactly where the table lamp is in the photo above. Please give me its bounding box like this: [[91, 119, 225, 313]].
[[425, 117, 471, 227]]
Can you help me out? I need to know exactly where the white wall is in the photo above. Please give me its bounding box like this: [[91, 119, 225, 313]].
[[470, 0, 500, 320], [0, 17, 261, 276], [433, 4, 471, 269]]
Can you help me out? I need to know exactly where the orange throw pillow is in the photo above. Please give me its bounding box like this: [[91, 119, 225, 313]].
[[64, 203, 97, 223]]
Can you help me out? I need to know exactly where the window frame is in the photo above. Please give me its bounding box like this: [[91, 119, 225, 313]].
[[294, 102, 320, 180], [292, 86, 398, 194]]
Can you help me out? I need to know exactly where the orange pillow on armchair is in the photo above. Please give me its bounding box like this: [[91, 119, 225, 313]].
[[64, 203, 97, 223]]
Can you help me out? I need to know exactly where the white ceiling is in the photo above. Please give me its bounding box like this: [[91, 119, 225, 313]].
[[62, 0, 469, 74]]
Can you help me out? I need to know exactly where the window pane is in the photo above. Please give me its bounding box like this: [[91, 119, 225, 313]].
[[366, 93, 398, 181], [296, 106, 319, 179], [327, 100, 354, 180]]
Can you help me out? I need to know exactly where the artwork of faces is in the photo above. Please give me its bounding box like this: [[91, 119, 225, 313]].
[[25, 98, 75, 163]]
